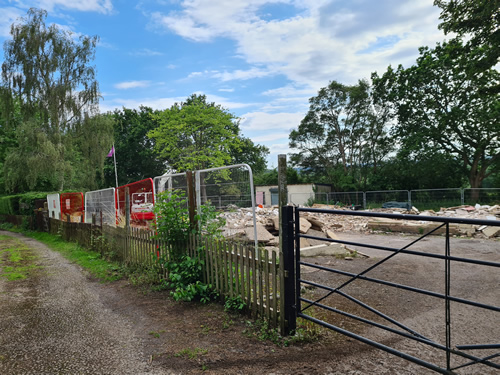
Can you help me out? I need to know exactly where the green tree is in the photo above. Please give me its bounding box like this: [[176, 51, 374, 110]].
[[435, 0, 499, 78], [289, 79, 392, 191], [372, 39, 499, 189], [230, 136, 269, 176], [103, 106, 167, 187], [1, 8, 110, 192], [148, 94, 242, 172]]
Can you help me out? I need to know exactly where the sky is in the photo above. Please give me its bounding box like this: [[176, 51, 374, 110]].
[[0, 0, 449, 168]]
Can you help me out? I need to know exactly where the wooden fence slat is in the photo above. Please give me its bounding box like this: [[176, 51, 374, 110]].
[[272, 251, 277, 327], [251, 247, 257, 316], [229, 243, 235, 298], [264, 249, 270, 321], [246, 245, 251, 308]]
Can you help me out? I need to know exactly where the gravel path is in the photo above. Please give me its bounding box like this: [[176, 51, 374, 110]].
[[0, 230, 169, 375], [1, 230, 498, 374]]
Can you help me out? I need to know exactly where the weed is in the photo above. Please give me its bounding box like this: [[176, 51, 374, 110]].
[[148, 330, 165, 338], [174, 348, 208, 360], [224, 296, 246, 312]]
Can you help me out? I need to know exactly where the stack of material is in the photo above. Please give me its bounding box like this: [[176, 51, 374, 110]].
[[220, 203, 500, 242]]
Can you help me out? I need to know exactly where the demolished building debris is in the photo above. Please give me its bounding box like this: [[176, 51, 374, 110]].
[[220, 204, 500, 247]]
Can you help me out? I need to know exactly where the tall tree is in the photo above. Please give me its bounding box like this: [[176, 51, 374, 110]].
[[435, 0, 499, 76], [1, 8, 110, 192], [230, 136, 269, 176], [103, 106, 167, 187], [148, 94, 242, 172], [289, 80, 392, 191], [372, 40, 499, 189]]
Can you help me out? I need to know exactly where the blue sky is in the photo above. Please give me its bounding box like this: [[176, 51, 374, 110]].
[[0, 0, 449, 168]]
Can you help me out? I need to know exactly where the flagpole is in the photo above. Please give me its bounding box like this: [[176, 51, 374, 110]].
[[112, 143, 118, 187]]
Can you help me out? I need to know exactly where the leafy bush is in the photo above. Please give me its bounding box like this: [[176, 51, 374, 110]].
[[153, 189, 225, 303]]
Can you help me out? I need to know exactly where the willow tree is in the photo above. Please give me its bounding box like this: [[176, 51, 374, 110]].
[[1, 8, 112, 192]]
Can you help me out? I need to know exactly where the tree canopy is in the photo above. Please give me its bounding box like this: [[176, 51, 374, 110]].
[[289, 79, 392, 191], [148, 94, 267, 173], [372, 39, 499, 189], [103, 106, 167, 187], [0, 8, 112, 192]]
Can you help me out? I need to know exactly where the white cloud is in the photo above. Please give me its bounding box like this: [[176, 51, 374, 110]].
[[0, 7, 24, 37], [131, 48, 164, 56], [99, 96, 184, 112], [147, 0, 445, 88], [218, 88, 235, 93], [241, 111, 304, 131], [99, 93, 254, 113], [37, 0, 113, 14], [114, 80, 152, 89], [212, 67, 275, 81]]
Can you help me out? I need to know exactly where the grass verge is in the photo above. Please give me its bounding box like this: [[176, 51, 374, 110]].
[[0, 225, 124, 282]]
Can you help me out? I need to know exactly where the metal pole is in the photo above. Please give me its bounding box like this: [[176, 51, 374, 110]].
[[112, 143, 118, 188]]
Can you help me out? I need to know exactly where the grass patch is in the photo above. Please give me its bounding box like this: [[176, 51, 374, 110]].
[[0, 234, 40, 281], [20, 231, 124, 282]]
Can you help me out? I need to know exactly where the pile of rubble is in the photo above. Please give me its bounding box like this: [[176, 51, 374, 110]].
[[220, 204, 500, 246]]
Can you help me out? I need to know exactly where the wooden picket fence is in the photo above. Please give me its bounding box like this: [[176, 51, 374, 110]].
[[47, 218, 282, 327]]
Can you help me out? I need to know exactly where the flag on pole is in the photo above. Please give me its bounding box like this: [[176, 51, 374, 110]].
[[107, 146, 115, 157]]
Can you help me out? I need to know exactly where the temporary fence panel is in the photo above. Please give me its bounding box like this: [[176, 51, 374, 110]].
[[153, 172, 188, 196], [116, 178, 155, 227], [195, 164, 257, 250], [47, 193, 61, 220], [328, 191, 365, 208], [365, 190, 410, 209], [85, 188, 116, 226], [464, 188, 500, 206], [288, 192, 314, 206], [410, 188, 462, 211], [60, 192, 84, 222]]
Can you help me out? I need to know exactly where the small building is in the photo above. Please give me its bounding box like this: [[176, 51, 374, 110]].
[[255, 183, 331, 207]]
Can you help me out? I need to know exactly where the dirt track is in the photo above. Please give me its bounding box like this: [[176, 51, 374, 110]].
[[0, 230, 498, 374]]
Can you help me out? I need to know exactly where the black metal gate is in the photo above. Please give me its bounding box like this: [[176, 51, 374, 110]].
[[281, 206, 500, 374]]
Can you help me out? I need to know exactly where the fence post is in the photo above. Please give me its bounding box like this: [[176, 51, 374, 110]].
[[461, 189, 464, 205], [125, 187, 130, 229], [281, 205, 296, 335], [186, 171, 197, 231]]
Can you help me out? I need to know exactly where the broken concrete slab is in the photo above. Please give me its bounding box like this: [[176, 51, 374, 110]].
[[300, 237, 311, 248], [482, 226, 500, 238], [300, 243, 347, 257], [299, 217, 312, 233], [304, 216, 325, 231], [367, 218, 476, 236], [326, 230, 339, 240], [244, 223, 275, 243]]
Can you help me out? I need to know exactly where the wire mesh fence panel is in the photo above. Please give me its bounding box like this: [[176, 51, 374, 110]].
[[288, 193, 314, 206], [464, 188, 500, 206], [327, 191, 365, 208], [410, 188, 462, 211], [153, 172, 188, 196], [365, 190, 409, 209], [196, 165, 254, 210], [85, 188, 116, 226]]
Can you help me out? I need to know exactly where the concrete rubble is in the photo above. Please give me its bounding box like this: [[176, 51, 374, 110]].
[[220, 204, 500, 249]]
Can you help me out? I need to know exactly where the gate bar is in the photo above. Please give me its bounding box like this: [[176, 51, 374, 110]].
[[300, 297, 500, 369], [298, 313, 453, 375], [300, 263, 500, 312], [300, 234, 500, 267]]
